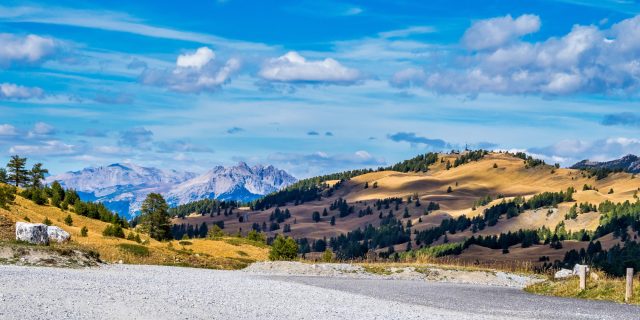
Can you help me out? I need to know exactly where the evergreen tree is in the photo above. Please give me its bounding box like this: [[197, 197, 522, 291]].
[[0, 168, 7, 184], [269, 235, 299, 261], [7, 155, 28, 187], [80, 226, 88, 237], [139, 193, 171, 241], [330, 216, 336, 226], [312, 211, 321, 222], [64, 214, 73, 226], [29, 163, 48, 188]]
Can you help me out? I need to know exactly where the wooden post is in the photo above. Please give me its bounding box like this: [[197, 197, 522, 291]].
[[626, 268, 633, 303], [579, 265, 586, 291]]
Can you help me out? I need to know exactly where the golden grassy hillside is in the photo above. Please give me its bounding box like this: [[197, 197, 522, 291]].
[[0, 194, 268, 269]]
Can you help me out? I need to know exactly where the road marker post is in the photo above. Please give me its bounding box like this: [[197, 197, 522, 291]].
[[625, 268, 633, 303], [579, 265, 586, 291]]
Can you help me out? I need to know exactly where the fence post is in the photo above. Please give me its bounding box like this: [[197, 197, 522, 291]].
[[626, 268, 633, 303], [579, 265, 586, 291]]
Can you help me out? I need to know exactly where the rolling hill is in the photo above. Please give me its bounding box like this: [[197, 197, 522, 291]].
[[173, 151, 640, 269]]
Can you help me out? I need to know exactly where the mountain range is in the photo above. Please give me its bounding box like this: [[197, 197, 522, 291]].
[[570, 154, 640, 173], [46, 162, 297, 218]]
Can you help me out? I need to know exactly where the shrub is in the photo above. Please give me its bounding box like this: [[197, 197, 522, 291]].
[[269, 235, 299, 261], [322, 249, 333, 262], [23, 216, 30, 222], [42, 217, 52, 226], [178, 240, 192, 246], [0, 184, 16, 209], [117, 243, 149, 257], [64, 214, 73, 226], [103, 224, 125, 238], [246, 230, 266, 243], [80, 226, 88, 237]]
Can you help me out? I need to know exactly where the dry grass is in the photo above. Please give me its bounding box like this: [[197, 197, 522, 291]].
[[525, 274, 640, 305], [0, 195, 269, 269]]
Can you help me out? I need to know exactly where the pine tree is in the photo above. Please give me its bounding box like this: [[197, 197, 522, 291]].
[[7, 155, 28, 187], [312, 211, 321, 223], [29, 163, 48, 188], [330, 216, 335, 226], [80, 226, 88, 237], [0, 168, 7, 184], [139, 193, 171, 241]]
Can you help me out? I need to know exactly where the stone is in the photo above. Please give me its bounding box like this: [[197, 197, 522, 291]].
[[47, 226, 71, 243], [554, 268, 574, 279], [15, 222, 49, 245], [573, 264, 589, 275]]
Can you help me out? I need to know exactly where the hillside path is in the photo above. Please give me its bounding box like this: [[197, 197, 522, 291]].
[[0, 264, 638, 319]]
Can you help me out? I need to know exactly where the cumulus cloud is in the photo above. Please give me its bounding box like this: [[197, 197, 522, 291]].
[[141, 46, 240, 93], [259, 51, 361, 84], [462, 14, 540, 50], [528, 137, 640, 165], [393, 14, 640, 97], [601, 112, 640, 127], [118, 127, 153, 148], [0, 33, 58, 67], [226, 127, 244, 134], [0, 124, 18, 136], [387, 132, 450, 149], [0, 83, 44, 100]]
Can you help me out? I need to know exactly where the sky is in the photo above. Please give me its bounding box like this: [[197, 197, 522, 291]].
[[2, 0, 640, 178]]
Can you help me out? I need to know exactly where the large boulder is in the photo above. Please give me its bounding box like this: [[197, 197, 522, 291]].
[[15, 222, 49, 245], [47, 226, 71, 243], [554, 268, 574, 279]]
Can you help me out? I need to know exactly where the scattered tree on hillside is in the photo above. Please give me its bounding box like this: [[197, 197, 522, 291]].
[[312, 211, 321, 223], [269, 235, 299, 261], [0, 168, 7, 184], [64, 214, 73, 226], [7, 155, 28, 187], [29, 163, 48, 188], [80, 226, 88, 237], [139, 193, 171, 241]]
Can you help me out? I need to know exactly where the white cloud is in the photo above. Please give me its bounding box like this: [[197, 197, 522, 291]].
[[141, 47, 240, 93], [0, 5, 271, 52], [0, 33, 57, 67], [0, 124, 17, 136], [528, 137, 640, 165], [462, 14, 541, 50], [259, 51, 361, 84], [9, 140, 77, 156], [394, 14, 640, 97], [28, 122, 56, 136], [176, 47, 215, 69], [0, 83, 44, 99]]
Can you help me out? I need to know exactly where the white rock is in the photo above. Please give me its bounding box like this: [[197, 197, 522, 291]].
[[15, 222, 49, 245], [554, 268, 574, 279], [47, 226, 71, 243], [572, 264, 589, 275]]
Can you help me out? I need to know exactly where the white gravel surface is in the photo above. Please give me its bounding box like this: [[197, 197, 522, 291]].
[[1, 264, 638, 320]]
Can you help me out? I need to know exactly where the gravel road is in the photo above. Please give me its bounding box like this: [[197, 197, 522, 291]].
[[1, 264, 638, 320]]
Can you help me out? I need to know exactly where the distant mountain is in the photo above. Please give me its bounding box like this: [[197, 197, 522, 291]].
[[47, 162, 296, 218], [570, 154, 640, 173], [166, 162, 297, 205]]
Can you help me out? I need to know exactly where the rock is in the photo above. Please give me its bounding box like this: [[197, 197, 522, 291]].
[[554, 268, 574, 279], [15, 222, 49, 245], [573, 264, 589, 275], [47, 226, 71, 243]]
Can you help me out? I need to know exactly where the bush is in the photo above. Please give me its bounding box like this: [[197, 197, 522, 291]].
[[0, 184, 16, 209], [80, 226, 88, 237], [64, 214, 73, 226], [42, 217, 52, 226], [322, 249, 333, 262], [269, 235, 299, 261], [117, 243, 150, 257], [103, 224, 125, 238], [246, 230, 266, 243]]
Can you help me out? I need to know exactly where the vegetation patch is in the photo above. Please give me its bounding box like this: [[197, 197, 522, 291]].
[[525, 276, 640, 305], [117, 243, 150, 257]]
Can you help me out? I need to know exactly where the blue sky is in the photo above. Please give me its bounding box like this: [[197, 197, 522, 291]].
[[2, 0, 640, 178]]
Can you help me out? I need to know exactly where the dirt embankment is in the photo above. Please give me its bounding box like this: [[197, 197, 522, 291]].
[[244, 261, 544, 288], [0, 242, 102, 268]]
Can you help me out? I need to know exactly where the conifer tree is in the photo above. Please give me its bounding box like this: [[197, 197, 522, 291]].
[[7, 155, 28, 187]]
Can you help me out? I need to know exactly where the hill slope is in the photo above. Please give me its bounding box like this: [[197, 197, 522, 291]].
[[176, 152, 639, 267]]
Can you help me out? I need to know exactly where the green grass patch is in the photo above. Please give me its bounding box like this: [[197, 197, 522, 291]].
[[117, 243, 150, 257], [525, 276, 640, 305]]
